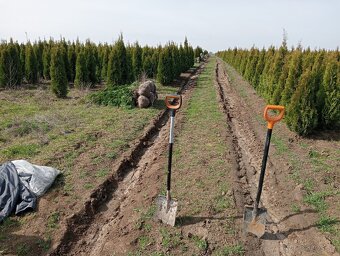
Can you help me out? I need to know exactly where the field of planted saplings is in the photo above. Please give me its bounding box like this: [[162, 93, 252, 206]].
[[0, 33, 339, 256], [216, 41, 339, 136]]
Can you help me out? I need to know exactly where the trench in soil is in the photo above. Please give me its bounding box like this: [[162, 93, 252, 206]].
[[50, 58, 337, 256], [50, 64, 205, 255]]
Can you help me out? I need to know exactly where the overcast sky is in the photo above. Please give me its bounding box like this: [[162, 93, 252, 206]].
[[0, 0, 339, 51]]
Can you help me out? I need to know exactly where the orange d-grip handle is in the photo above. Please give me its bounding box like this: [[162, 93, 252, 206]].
[[264, 105, 285, 129], [165, 95, 182, 110]]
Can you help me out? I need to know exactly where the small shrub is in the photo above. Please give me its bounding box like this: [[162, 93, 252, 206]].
[[88, 84, 136, 108]]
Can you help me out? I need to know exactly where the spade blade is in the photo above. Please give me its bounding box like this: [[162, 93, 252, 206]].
[[154, 195, 178, 226], [243, 206, 267, 238]]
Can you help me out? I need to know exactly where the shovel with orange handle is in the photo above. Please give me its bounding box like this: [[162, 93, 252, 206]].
[[243, 105, 285, 238], [155, 95, 182, 226]]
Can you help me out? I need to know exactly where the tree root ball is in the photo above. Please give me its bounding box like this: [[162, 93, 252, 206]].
[[135, 80, 158, 108], [137, 95, 150, 108]]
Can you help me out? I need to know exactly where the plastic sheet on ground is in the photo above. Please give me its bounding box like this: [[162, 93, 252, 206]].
[[0, 160, 60, 221]]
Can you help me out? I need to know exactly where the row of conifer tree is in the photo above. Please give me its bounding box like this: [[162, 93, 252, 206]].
[[0, 36, 204, 97], [216, 40, 339, 135]]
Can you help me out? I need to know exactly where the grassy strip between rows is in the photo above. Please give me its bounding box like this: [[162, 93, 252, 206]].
[[130, 58, 244, 255]]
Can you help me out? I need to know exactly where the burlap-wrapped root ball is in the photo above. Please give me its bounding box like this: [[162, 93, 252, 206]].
[[136, 80, 158, 108]]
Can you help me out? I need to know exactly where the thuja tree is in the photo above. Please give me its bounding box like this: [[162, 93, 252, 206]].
[[322, 52, 339, 128], [25, 43, 38, 84], [50, 46, 68, 98], [68, 43, 77, 82], [132, 41, 142, 80], [107, 35, 128, 86], [125, 45, 134, 83], [74, 49, 88, 88], [286, 69, 318, 135], [157, 46, 173, 84], [216, 41, 339, 135], [280, 47, 303, 106], [0, 36, 201, 89], [0, 40, 22, 87], [42, 44, 51, 80]]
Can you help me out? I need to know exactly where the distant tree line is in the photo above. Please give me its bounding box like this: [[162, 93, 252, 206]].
[[0, 36, 202, 97], [216, 40, 339, 135]]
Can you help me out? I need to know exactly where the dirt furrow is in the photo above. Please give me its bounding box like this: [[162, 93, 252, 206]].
[[214, 61, 265, 255], [215, 58, 339, 256], [49, 64, 205, 255]]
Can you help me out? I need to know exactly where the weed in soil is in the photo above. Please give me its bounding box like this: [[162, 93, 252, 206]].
[[316, 215, 338, 233], [214, 244, 245, 256]]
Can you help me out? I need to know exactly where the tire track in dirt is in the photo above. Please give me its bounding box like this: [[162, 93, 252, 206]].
[[215, 58, 339, 256], [49, 64, 206, 255]]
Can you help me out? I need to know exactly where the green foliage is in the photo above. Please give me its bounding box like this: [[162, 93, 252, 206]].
[[286, 69, 318, 135], [316, 215, 338, 233], [47, 211, 60, 229], [74, 49, 88, 88], [67, 44, 77, 82], [303, 191, 333, 212], [25, 43, 38, 84], [50, 46, 68, 98], [0, 36, 201, 91], [42, 45, 51, 80], [107, 34, 128, 86], [1, 143, 40, 158], [88, 84, 136, 108], [157, 46, 173, 84], [322, 52, 339, 128], [216, 40, 339, 135], [132, 41, 143, 80], [0, 40, 22, 87], [280, 48, 303, 106]]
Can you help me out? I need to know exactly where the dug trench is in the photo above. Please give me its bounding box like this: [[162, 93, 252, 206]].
[[49, 63, 206, 255], [49, 57, 339, 256], [214, 58, 339, 256]]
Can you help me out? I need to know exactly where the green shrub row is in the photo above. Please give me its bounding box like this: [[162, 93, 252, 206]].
[[0, 36, 203, 98], [217, 41, 339, 135]]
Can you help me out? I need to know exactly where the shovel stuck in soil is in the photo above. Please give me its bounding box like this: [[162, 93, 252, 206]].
[[155, 95, 182, 227], [244, 105, 285, 238]]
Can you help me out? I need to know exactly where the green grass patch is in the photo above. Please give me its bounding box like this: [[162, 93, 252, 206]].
[[316, 215, 338, 233], [37, 237, 52, 251], [214, 244, 245, 256], [160, 228, 182, 249], [47, 212, 60, 229], [138, 235, 152, 250], [304, 191, 333, 212], [271, 135, 288, 155], [95, 169, 109, 178], [291, 203, 301, 213], [83, 183, 94, 190], [16, 243, 30, 256], [1, 143, 40, 158], [192, 235, 208, 251]]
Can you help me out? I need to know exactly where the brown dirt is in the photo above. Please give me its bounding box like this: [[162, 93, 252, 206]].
[[48, 65, 207, 255], [2, 57, 338, 256], [215, 58, 339, 256]]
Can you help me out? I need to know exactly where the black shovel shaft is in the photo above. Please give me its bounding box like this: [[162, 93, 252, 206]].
[[167, 109, 175, 191], [254, 128, 273, 207], [167, 143, 173, 191]]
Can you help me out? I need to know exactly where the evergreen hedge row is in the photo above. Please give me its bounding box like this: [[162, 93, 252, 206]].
[[216, 42, 339, 135], [0, 36, 201, 98]]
